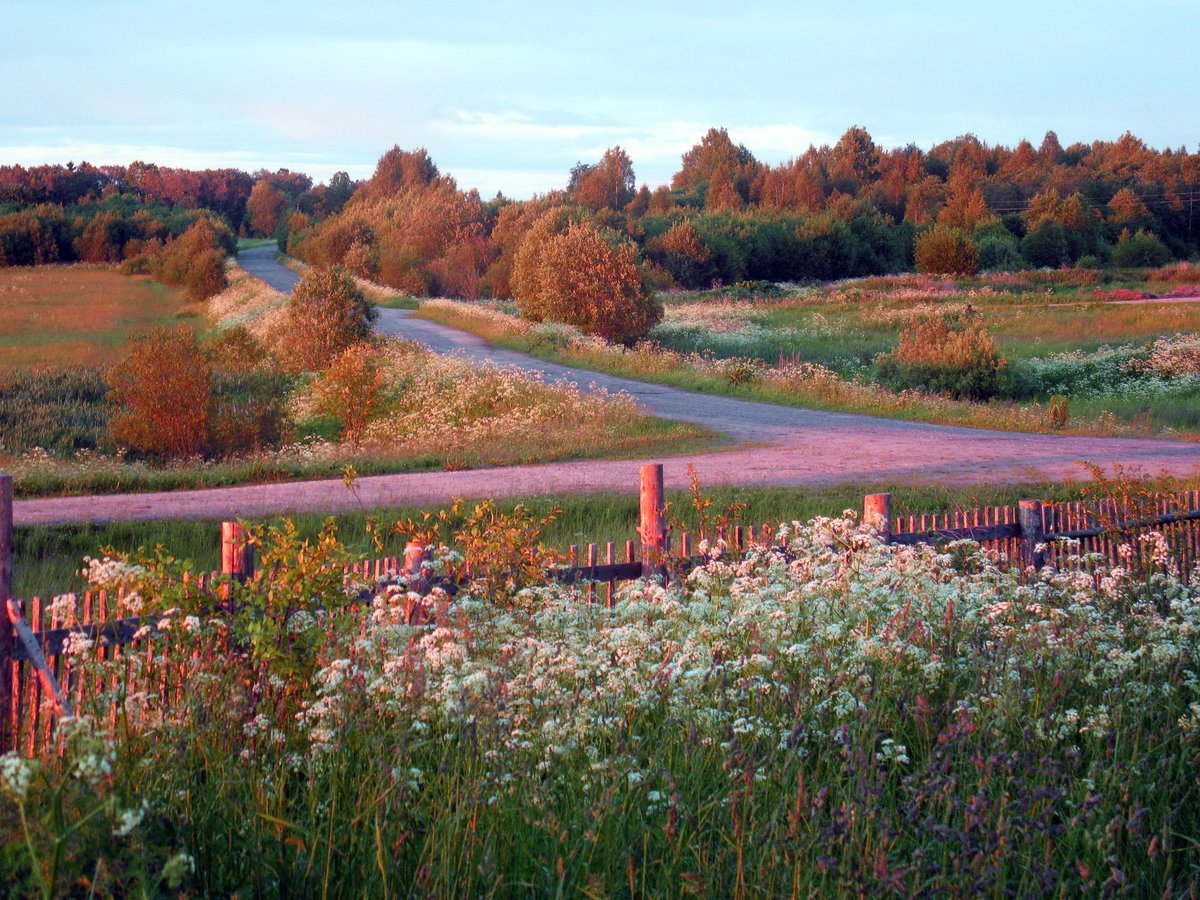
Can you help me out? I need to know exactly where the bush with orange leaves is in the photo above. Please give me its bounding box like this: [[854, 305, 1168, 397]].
[[148, 216, 234, 301], [913, 224, 979, 276], [512, 214, 661, 344], [106, 325, 214, 458], [875, 307, 1008, 400], [309, 342, 388, 441], [274, 265, 378, 372]]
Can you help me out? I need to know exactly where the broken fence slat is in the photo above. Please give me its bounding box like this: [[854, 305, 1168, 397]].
[[6, 599, 72, 717]]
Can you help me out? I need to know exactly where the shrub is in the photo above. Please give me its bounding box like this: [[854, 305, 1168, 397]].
[[309, 342, 388, 441], [875, 307, 1008, 400], [913, 225, 979, 275], [1111, 229, 1172, 268], [275, 266, 378, 371], [107, 325, 213, 458], [1045, 394, 1069, 429], [148, 218, 232, 301], [1021, 221, 1070, 267], [512, 215, 662, 343], [976, 234, 1024, 272]]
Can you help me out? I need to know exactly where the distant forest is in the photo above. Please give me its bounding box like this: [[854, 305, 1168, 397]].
[[3, 127, 1197, 294]]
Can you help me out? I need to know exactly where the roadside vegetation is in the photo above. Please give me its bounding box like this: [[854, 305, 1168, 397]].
[[4, 477, 1199, 894], [417, 262, 1200, 439], [13, 474, 1200, 600], [0, 261, 710, 499]]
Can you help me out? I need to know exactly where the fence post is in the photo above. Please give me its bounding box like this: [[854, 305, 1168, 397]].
[[1018, 500, 1046, 570], [863, 492, 892, 544], [0, 474, 12, 752], [640, 463, 667, 579], [221, 522, 255, 603], [403, 541, 430, 590]]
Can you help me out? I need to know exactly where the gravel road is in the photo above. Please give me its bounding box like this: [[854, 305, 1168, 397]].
[[13, 251, 1200, 525]]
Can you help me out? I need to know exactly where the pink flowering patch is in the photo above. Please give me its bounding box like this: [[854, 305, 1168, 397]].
[[1090, 288, 1151, 301]]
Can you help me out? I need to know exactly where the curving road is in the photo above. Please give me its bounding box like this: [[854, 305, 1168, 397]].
[[12, 249, 1200, 525]]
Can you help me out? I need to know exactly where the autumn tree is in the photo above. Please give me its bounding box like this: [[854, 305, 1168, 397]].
[[826, 125, 881, 196], [362, 146, 439, 199], [647, 220, 714, 288], [512, 214, 661, 343], [149, 216, 232, 300], [310, 342, 387, 441], [673, 128, 761, 209], [914, 225, 979, 275], [276, 266, 378, 371], [246, 180, 286, 237], [568, 146, 636, 211]]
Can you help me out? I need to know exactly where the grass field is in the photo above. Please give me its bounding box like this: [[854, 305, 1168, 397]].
[[745, 285, 1200, 370], [418, 266, 1200, 439], [0, 266, 201, 374]]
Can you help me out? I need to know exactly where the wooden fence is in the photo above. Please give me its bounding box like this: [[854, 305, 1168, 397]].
[[3, 467, 1200, 755]]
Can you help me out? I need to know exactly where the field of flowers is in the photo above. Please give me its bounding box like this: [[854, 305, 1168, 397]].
[[3, 509, 1198, 894], [419, 264, 1200, 438]]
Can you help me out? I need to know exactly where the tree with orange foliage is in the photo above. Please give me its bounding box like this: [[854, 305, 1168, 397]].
[[149, 217, 232, 300], [569, 147, 635, 212], [649, 220, 714, 288], [673, 128, 760, 209], [246, 180, 286, 237], [310, 342, 387, 441], [513, 214, 661, 343], [276, 266, 378, 371]]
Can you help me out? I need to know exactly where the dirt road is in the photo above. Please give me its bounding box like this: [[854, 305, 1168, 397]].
[[13, 250, 1200, 525]]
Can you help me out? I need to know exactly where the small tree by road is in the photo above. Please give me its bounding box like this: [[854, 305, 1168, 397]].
[[277, 266, 378, 371]]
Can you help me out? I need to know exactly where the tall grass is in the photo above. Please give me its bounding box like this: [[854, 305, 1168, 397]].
[[4, 503, 1198, 895]]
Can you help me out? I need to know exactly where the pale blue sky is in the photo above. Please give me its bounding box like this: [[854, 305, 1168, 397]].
[[3, 0, 1196, 196]]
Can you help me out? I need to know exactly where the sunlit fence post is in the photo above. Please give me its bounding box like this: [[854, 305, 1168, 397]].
[[863, 492, 892, 543], [640, 463, 667, 580], [0, 474, 13, 752], [221, 522, 255, 605]]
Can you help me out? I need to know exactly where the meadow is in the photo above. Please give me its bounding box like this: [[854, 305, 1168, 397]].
[[3, 489, 1198, 895], [0, 263, 711, 498], [417, 264, 1200, 439], [0, 266, 201, 374]]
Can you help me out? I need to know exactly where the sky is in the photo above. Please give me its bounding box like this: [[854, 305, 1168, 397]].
[[3, 0, 1197, 197]]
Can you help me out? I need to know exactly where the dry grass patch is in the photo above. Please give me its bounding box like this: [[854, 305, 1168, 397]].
[[0, 265, 200, 374]]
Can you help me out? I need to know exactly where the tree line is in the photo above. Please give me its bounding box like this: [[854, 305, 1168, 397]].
[[4, 127, 1198, 299]]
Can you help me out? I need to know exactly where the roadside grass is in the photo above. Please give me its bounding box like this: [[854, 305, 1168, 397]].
[[235, 237, 276, 250], [15, 474, 1198, 599], [415, 300, 1200, 439], [0, 266, 200, 374], [373, 295, 421, 309], [5, 402, 715, 500]]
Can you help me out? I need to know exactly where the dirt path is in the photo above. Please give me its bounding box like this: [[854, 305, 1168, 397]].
[[13, 252, 1200, 525]]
